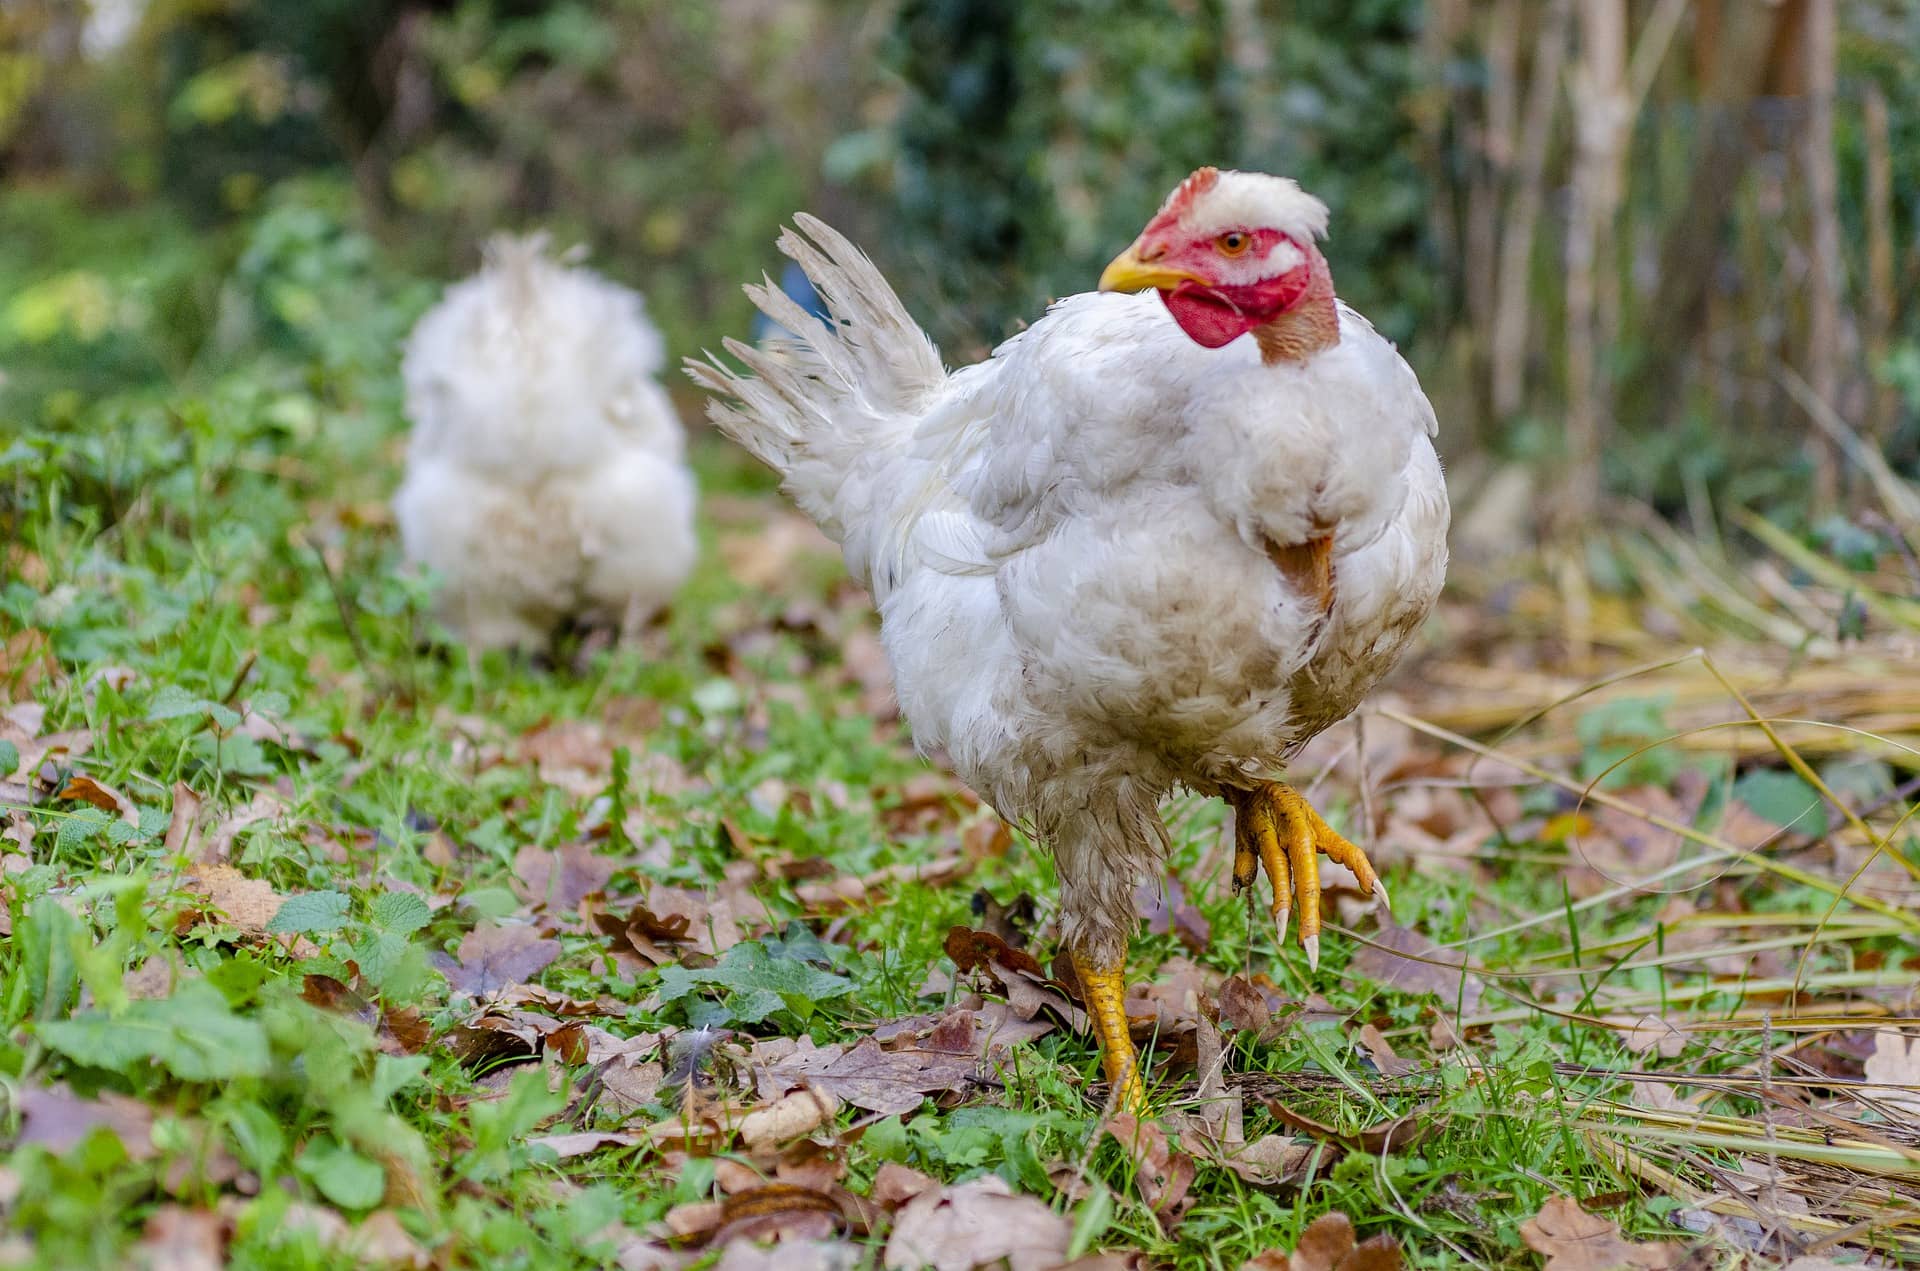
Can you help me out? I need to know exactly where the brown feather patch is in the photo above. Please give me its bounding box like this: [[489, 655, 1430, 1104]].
[[1266, 533, 1335, 615]]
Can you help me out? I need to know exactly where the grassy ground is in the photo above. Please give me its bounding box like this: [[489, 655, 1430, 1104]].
[[3, 189, 1918, 1270]]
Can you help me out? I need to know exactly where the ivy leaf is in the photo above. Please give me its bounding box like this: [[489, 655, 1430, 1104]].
[[37, 982, 271, 1081], [268, 890, 352, 935]]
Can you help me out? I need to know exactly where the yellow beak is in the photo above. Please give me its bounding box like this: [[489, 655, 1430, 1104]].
[[1097, 244, 1206, 293]]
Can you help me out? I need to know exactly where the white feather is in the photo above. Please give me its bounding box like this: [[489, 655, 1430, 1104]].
[[692, 213, 1448, 964], [394, 234, 697, 650]]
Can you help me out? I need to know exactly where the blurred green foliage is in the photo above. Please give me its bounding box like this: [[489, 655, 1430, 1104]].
[[2, 0, 1918, 503]]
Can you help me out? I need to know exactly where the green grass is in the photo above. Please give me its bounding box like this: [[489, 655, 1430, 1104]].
[[4, 188, 1917, 1270]]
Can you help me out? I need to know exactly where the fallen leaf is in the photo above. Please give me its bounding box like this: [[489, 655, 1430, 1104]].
[[1355, 1024, 1418, 1078], [1860, 1029, 1920, 1117], [513, 841, 617, 913], [17, 1085, 156, 1158], [1261, 1097, 1439, 1156], [435, 923, 562, 997], [711, 1238, 866, 1271], [518, 719, 616, 798], [870, 1162, 938, 1207], [883, 1175, 1072, 1271], [180, 865, 284, 939], [59, 774, 137, 823], [1520, 1196, 1684, 1271], [1349, 922, 1482, 1011], [1105, 1113, 1195, 1221], [531, 1130, 645, 1160], [351, 1211, 431, 1269], [163, 783, 202, 855], [1620, 1014, 1687, 1059], [137, 1205, 225, 1271], [1133, 877, 1211, 954], [766, 1035, 975, 1115], [198, 791, 284, 864], [796, 855, 970, 912], [1241, 1211, 1404, 1271], [708, 1183, 849, 1248], [739, 1087, 841, 1151]]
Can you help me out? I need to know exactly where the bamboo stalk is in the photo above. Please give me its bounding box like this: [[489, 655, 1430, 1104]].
[[1863, 82, 1899, 443], [1799, 0, 1844, 508], [1490, 0, 1574, 420]]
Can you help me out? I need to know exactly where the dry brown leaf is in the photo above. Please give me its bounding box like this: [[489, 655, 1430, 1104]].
[[163, 783, 202, 856], [1133, 877, 1211, 954], [765, 1034, 975, 1115], [351, 1211, 432, 1269], [513, 841, 618, 913], [1620, 1014, 1687, 1059], [137, 1205, 225, 1271], [1349, 921, 1482, 1011], [59, 773, 137, 823], [194, 790, 284, 864], [739, 1087, 841, 1151], [518, 719, 616, 798], [530, 1130, 646, 1160], [707, 1183, 849, 1248], [870, 1161, 939, 1208], [1354, 1024, 1418, 1078], [434, 923, 562, 997], [710, 1238, 866, 1271], [1105, 1113, 1196, 1221], [1860, 1029, 1920, 1117], [18, 1085, 156, 1159], [180, 865, 283, 938], [1241, 1212, 1404, 1271], [1262, 1097, 1439, 1157], [882, 1175, 1071, 1271], [795, 854, 970, 913], [1520, 1196, 1685, 1271], [944, 927, 1087, 1033]]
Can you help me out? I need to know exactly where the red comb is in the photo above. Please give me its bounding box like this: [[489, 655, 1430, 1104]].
[[1152, 168, 1213, 218], [1146, 166, 1220, 234]]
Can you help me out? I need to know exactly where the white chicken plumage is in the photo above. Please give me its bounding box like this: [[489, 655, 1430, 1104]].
[[395, 234, 697, 651], [692, 170, 1448, 1106]]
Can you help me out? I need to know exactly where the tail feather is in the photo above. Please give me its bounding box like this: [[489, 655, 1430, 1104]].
[[686, 215, 945, 551]]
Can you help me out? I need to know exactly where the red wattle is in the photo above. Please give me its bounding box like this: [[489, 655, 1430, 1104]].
[[1159, 268, 1311, 350]]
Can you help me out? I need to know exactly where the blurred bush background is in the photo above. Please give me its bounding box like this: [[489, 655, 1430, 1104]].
[[3, 0, 1917, 542]]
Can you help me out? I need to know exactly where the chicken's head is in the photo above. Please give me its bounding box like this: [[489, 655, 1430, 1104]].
[[1098, 167, 1333, 354]]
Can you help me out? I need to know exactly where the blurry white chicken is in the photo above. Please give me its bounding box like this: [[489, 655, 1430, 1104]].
[[691, 169, 1449, 1106], [395, 234, 697, 652]]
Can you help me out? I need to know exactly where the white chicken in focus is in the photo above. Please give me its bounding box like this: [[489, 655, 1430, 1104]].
[[691, 169, 1449, 1106], [395, 234, 697, 652]]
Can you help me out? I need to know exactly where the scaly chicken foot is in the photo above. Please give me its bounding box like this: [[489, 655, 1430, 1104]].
[[1071, 951, 1146, 1115], [1228, 782, 1388, 970]]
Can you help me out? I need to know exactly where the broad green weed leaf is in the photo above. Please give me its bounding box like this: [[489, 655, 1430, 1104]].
[[1734, 770, 1830, 837], [268, 890, 351, 935], [294, 1137, 385, 1209], [37, 982, 271, 1081], [370, 891, 430, 936]]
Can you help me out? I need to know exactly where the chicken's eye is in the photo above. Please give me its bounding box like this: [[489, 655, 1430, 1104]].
[[1217, 231, 1251, 256]]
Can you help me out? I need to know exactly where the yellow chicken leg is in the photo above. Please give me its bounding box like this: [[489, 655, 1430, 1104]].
[[1071, 951, 1146, 1114], [1230, 782, 1388, 970]]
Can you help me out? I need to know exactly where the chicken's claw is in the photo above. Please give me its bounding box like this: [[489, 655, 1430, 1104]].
[[1228, 782, 1382, 970]]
